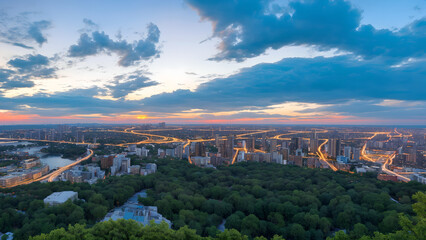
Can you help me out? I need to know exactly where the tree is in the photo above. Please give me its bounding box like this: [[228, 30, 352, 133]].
[[241, 214, 260, 237], [225, 212, 244, 231], [351, 223, 368, 239], [90, 205, 108, 221], [289, 223, 305, 240]]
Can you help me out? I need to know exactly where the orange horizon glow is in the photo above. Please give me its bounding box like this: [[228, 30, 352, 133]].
[[0, 111, 424, 125]]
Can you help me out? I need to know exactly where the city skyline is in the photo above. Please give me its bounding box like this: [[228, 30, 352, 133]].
[[0, 0, 425, 125]]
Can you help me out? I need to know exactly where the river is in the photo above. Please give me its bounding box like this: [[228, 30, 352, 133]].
[[13, 144, 75, 169]]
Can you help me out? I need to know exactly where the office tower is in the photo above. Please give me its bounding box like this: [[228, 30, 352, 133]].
[[328, 138, 341, 158], [261, 134, 267, 149], [353, 147, 360, 161], [195, 142, 205, 156], [310, 130, 318, 153], [344, 146, 351, 159], [246, 137, 255, 152], [298, 137, 304, 149], [226, 135, 235, 159], [215, 134, 220, 147], [270, 139, 277, 153], [281, 148, 290, 161]]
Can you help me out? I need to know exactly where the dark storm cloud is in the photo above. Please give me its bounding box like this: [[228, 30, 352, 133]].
[[186, 0, 426, 62], [68, 22, 161, 66]]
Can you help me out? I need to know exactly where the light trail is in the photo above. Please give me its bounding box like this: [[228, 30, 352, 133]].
[[361, 129, 411, 182], [0, 138, 98, 146], [271, 130, 328, 140], [236, 129, 275, 138], [316, 139, 338, 171], [1, 149, 94, 188], [231, 148, 241, 165], [381, 153, 410, 182], [47, 149, 94, 182], [183, 140, 192, 164]]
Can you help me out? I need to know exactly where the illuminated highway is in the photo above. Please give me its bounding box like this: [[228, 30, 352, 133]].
[[381, 153, 410, 182], [1, 149, 94, 188], [183, 140, 192, 164], [47, 149, 94, 182], [360, 129, 411, 182], [316, 139, 338, 171], [0, 138, 98, 146]]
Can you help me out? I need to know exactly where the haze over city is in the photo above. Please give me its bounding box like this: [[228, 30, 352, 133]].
[[0, 0, 425, 125]]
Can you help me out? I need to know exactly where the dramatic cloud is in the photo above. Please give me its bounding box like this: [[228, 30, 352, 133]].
[[7, 54, 56, 78], [69, 22, 161, 66], [187, 0, 426, 61], [300, 100, 426, 122], [8, 54, 48, 72], [0, 68, 35, 90], [142, 55, 425, 111], [1, 54, 424, 122], [27, 20, 51, 45], [0, 69, 14, 82], [0, 88, 139, 116], [0, 54, 56, 90], [0, 12, 51, 47], [108, 71, 159, 98]]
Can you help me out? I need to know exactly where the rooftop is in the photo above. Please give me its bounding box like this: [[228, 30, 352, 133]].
[[44, 191, 77, 203]]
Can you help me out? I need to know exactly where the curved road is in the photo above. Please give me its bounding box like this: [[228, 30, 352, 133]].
[[1, 149, 94, 188]]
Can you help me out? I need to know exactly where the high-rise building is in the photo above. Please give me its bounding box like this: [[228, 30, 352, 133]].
[[226, 135, 235, 159], [195, 142, 205, 156], [328, 138, 341, 158], [353, 147, 360, 161], [246, 137, 255, 152], [215, 134, 220, 147], [290, 137, 299, 154], [344, 146, 352, 159], [298, 137, 304, 149], [281, 148, 289, 161], [270, 139, 277, 153], [310, 130, 318, 153]]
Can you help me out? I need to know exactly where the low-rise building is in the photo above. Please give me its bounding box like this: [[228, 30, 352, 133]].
[[61, 164, 105, 184], [412, 174, 426, 184], [44, 191, 78, 206], [377, 174, 398, 182]]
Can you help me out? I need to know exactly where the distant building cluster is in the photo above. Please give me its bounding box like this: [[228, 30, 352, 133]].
[[0, 158, 49, 187], [59, 164, 105, 184], [157, 145, 183, 159], [95, 153, 157, 176], [126, 144, 150, 157]]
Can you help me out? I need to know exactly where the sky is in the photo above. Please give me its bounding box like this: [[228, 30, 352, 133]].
[[0, 0, 425, 125]]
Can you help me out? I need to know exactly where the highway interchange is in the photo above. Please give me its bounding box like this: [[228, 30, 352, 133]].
[[1, 127, 412, 187]]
